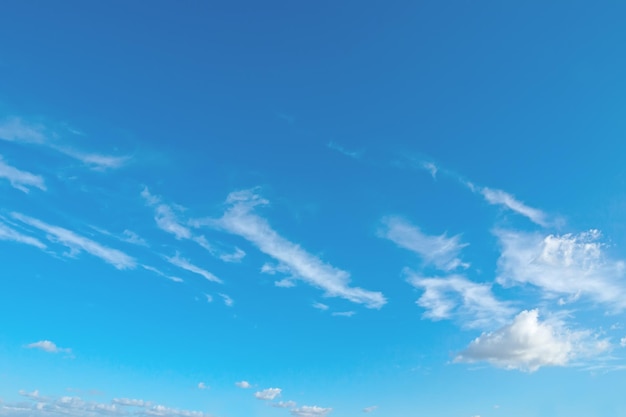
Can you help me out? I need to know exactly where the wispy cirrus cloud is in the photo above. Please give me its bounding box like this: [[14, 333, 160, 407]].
[[0, 117, 129, 170], [479, 187, 549, 227], [0, 220, 46, 249], [378, 216, 468, 271], [0, 156, 46, 193], [327, 141, 363, 159], [165, 253, 222, 283], [207, 189, 386, 309], [141, 265, 184, 283], [406, 272, 516, 329], [455, 309, 610, 372], [495, 229, 626, 310], [142, 188, 246, 263], [25, 340, 71, 354], [11, 213, 136, 270]]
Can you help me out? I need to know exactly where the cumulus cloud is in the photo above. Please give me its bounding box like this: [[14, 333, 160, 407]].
[[235, 381, 251, 389], [407, 272, 516, 329], [11, 212, 136, 270], [455, 310, 610, 372], [165, 253, 221, 283], [496, 229, 626, 310], [0, 156, 46, 192], [480, 187, 549, 227], [210, 190, 386, 309], [25, 340, 71, 354], [378, 216, 468, 271], [2, 391, 211, 417], [291, 405, 333, 417], [254, 388, 281, 400]]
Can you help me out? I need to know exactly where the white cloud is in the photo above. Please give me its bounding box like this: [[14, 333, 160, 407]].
[[363, 406, 378, 413], [142, 188, 245, 263], [378, 216, 468, 271], [312, 302, 329, 311], [204, 293, 213, 303], [0, 156, 46, 192], [254, 388, 281, 400], [291, 405, 333, 417], [455, 310, 610, 372], [327, 141, 362, 159], [211, 190, 386, 309], [11, 212, 136, 270], [407, 272, 516, 329], [480, 187, 549, 227], [121, 230, 148, 246], [219, 293, 234, 307], [273, 401, 297, 408], [0, 117, 129, 170], [421, 161, 438, 179], [112, 398, 149, 407], [0, 220, 47, 249], [197, 382, 209, 390], [165, 253, 221, 283], [25, 340, 71, 354], [620, 337, 626, 348], [2, 391, 212, 417], [495, 229, 626, 310], [331, 311, 356, 317], [235, 381, 251, 389], [141, 265, 183, 283]]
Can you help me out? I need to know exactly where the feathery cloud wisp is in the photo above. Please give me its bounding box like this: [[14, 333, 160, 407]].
[[0, 156, 46, 193]]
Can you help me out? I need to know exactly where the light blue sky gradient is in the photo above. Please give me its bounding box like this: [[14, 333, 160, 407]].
[[1, 2, 626, 417]]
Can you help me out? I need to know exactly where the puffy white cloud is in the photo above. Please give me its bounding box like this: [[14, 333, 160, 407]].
[[235, 381, 251, 389], [25, 340, 71, 354], [165, 253, 221, 283], [0, 220, 47, 249], [210, 190, 386, 309], [496, 229, 626, 310], [254, 388, 281, 400], [0, 156, 46, 193], [455, 310, 610, 372], [480, 187, 548, 227], [290, 405, 332, 417], [11, 213, 136, 270], [407, 272, 516, 329], [197, 382, 209, 390], [378, 216, 468, 271]]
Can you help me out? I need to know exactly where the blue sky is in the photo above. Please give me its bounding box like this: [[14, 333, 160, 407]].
[[1, 1, 626, 416]]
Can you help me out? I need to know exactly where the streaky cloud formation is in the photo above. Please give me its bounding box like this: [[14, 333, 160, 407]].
[[480, 187, 549, 227], [496, 229, 626, 310], [11, 212, 136, 270], [0, 156, 46, 192], [165, 253, 222, 283], [0, 220, 47, 249], [210, 189, 386, 309], [25, 340, 71, 354], [0, 117, 129, 170], [378, 216, 468, 271], [407, 272, 516, 329], [327, 141, 362, 159], [455, 309, 610, 372], [141, 265, 184, 283]]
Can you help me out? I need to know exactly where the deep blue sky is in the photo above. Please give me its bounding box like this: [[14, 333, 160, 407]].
[[1, 2, 626, 417]]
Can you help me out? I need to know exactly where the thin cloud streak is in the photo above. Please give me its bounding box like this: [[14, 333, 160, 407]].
[[0, 220, 47, 249], [11, 213, 136, 270], [165, 253, 222, 283], [211, 189, 386, 309], [0, 156, 46, 192]]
